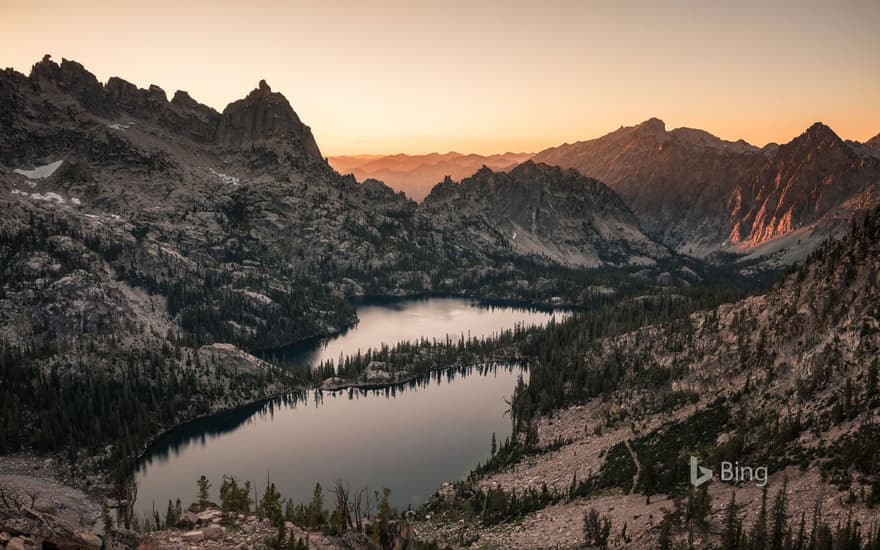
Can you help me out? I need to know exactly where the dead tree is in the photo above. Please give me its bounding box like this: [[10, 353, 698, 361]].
[[0, 484, 26, 513], [333, 480, 352, 533], [120, 478, 138, 530], [352, 487, 367, 532]]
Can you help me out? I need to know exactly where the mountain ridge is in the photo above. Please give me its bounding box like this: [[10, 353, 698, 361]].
[[532, 117, 880, 266]]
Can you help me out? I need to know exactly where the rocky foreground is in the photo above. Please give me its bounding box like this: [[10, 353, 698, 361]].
[[0, 497, 413, 550]]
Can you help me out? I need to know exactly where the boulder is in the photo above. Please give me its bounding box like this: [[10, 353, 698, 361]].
[[178, 511, 198, 526], [181, 530, 204, 543], [6, 537, 36, 550], [202, 524, 222, 540], [196, 509, 223, 523]]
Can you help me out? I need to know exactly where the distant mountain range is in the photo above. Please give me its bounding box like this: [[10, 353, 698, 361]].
[[328, 151, 532, 201], [533, 118, 880, 266], [332, 120, 880, 270]]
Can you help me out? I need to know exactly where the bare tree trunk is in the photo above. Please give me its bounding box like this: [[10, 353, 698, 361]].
[[333, 480, 352, 533], [353, 488, 366, 532], [122, 479, 138, 530]]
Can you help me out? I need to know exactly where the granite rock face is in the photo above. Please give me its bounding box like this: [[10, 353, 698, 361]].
[[215, 80, 323, 164], [422, 161, 670, 267]]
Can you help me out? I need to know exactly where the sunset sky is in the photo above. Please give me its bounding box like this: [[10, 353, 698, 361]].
[[3, 0, 879, 155]]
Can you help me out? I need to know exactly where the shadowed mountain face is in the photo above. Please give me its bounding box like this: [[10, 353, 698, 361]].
[[0, 56, 678, 357], [328, 151, 533, 201], [533, 118, 880, 264], [421, 161, 670, 268]]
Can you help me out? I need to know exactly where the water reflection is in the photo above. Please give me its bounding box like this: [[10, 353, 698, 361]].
[[136, 298, 560, 517], [260, 296, 566, 369], [136, 364, 527, 515]]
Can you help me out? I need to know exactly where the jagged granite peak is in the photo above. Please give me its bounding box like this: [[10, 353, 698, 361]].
[[215, 80, 323, 163], [867, 132, 880, 150], [726, 121, 879, 250], [29, 54, 108, 113], [105, 76, 169, 119], [18, 56, 325, 161], [422, 161, 670, 267]]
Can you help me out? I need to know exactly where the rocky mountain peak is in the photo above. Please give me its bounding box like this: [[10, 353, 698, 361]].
[[29, 55, 107, 112], [637, 117, 666, 134], [865, 132, 880, 150], [798, 121, 843, 148], [215, 81, 323, 163]]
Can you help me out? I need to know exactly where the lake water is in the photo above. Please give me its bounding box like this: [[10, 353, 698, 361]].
[[135, 298, 565, 518], [263, 296, 565, 370]]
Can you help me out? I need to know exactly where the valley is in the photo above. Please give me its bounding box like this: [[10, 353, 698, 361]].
[[0, 51, 878, 550]]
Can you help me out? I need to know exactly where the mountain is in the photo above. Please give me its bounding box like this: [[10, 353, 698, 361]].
[[417, 204, 880, 548], [328, 151, 532, 201], [0, 56, 689, 467], [727, 123, 880, 266], [421, 161, 670, 268], [533, 118, 768, 254], [533, 119, 880, 266]]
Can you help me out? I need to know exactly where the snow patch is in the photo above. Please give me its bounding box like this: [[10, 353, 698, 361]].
[[9, 189, 81, 206], [208, 167, 240, 185], [30, 192, 66, 203], [108, 121, 135, 131], [14, 160, 64, 180]]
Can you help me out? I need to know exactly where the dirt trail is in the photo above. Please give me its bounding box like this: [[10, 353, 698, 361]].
[[624, 439, 641, 494]]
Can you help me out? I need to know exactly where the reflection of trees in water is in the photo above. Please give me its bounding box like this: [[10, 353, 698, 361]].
[[320, 363, 527, 402], [138, 391, 306, 467], [255, 298, 567, 371], [138, 363, 526, 469]]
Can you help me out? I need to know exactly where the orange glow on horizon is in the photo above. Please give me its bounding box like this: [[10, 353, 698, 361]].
[[2, 0, 878, 156]]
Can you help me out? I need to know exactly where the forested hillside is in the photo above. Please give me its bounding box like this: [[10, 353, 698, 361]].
[[415, 206, 880, 548]]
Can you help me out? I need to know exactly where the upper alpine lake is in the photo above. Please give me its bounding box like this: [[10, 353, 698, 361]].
[[134, 297, 567, 517]]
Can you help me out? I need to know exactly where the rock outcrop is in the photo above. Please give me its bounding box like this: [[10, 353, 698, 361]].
[[215, 79, 323, 164]]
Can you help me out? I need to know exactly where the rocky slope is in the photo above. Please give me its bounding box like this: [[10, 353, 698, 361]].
[[533, 119, 880, 266], [421, 161, 670, 268], [329, 151, 532, 201], [415, 205, 880, 548]]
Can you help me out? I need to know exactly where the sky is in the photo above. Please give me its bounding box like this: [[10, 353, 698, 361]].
[[2, 0, 879, 156]]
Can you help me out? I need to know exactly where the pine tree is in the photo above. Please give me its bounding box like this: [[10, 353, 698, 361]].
[[197, 475, 212, 508], [165, 499, 179, 528], [308, 483, 324, 529], [260, 481, 284, 527], [751, 484, 769, 550], [867, 359, 879, 402], [583, 508, 612, 548], [720, 491, 740, 549], [377, 487, 393, 548], [770, 479, 789, 550], [657, 514, 673, 550]]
